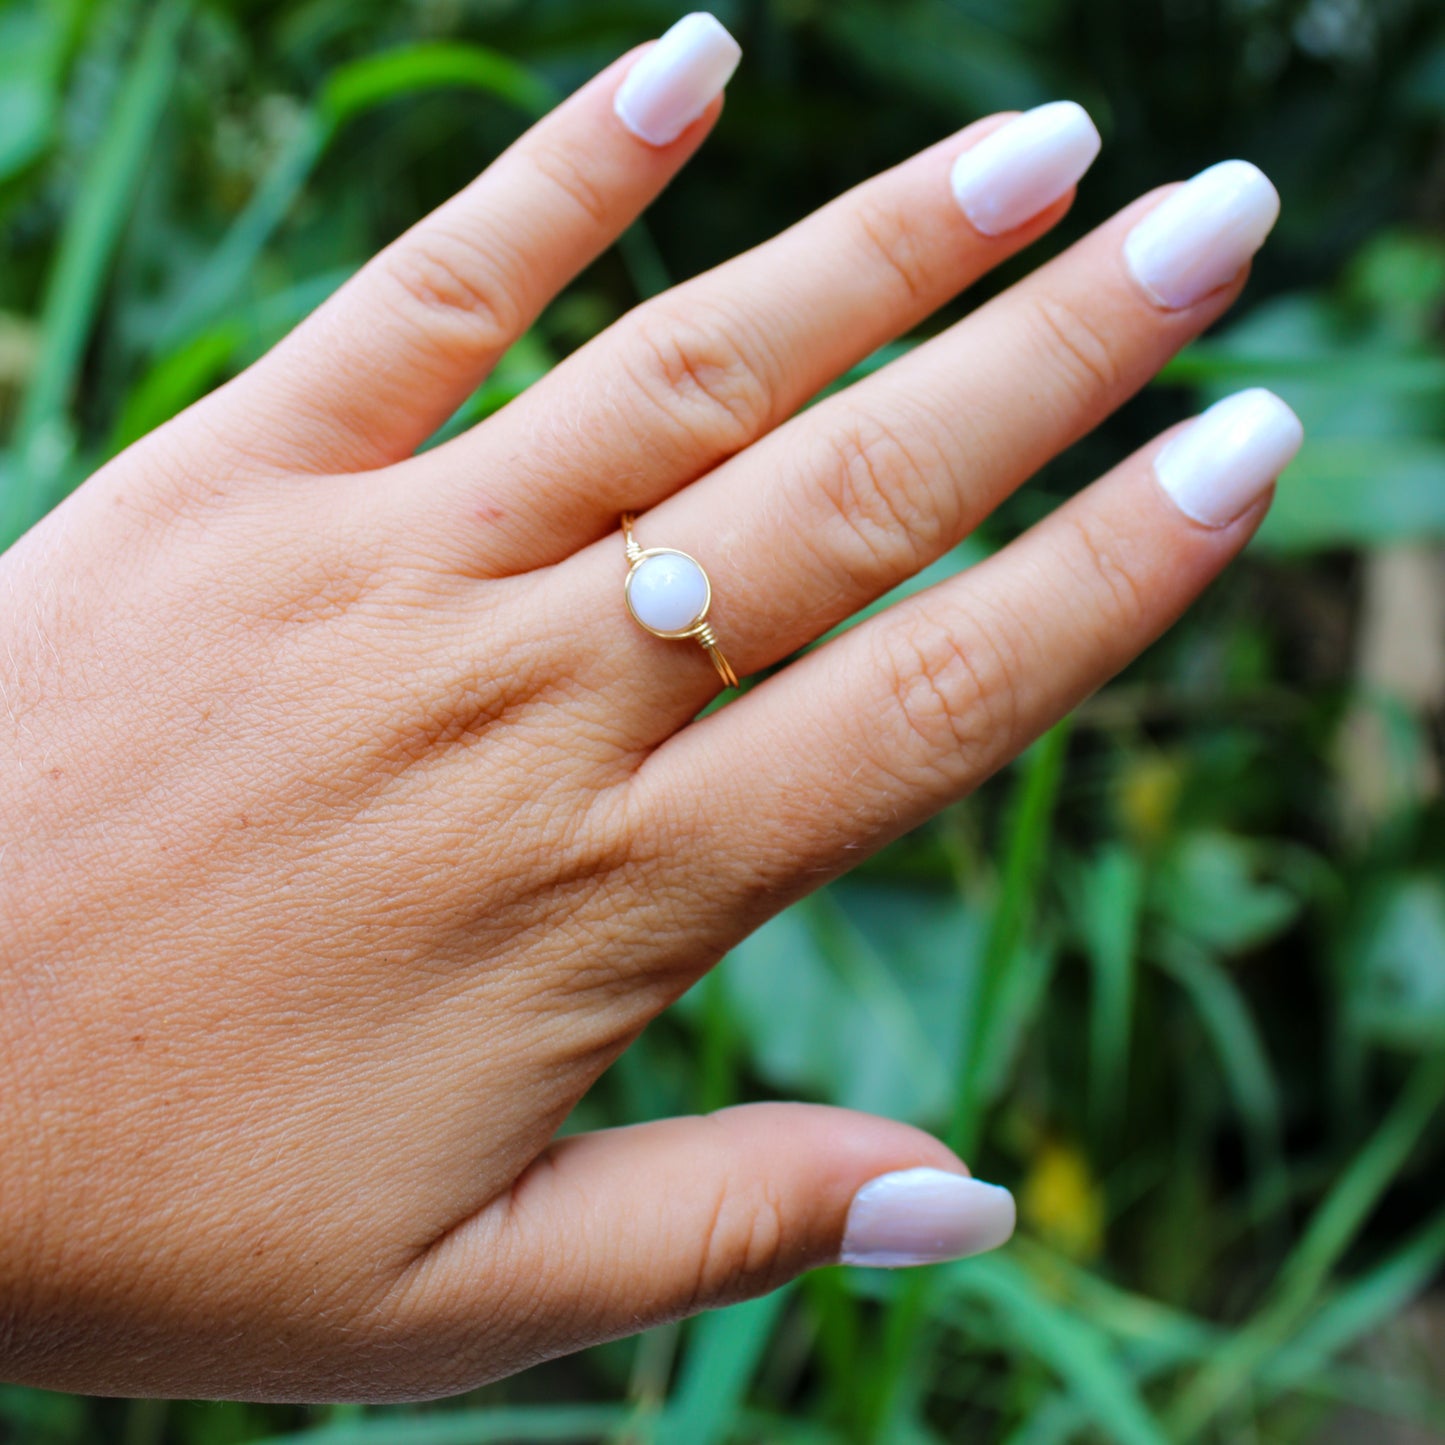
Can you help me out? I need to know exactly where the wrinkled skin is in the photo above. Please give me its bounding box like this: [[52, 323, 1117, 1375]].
[[0, 41, 1269, 1401]]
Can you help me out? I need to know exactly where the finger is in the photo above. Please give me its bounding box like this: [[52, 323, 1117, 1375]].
[[205, 15, 741, 475], [653, 390, 1303, 908], [555, 159, 1280, 732], [397, 101, 1103, 573], [397, 1104, 1014, 1383]]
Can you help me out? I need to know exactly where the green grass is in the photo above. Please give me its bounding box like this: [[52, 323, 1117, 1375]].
[[3, 0, 1445, 1441]]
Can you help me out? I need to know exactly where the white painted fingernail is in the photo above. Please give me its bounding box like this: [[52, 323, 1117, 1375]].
[[1156, 389, 1303, 527], [949, 101, 1101, 237], [614, 13, 742, 147], [840, 1167, 1017, 1267], [1124, 159, 1280, 310]]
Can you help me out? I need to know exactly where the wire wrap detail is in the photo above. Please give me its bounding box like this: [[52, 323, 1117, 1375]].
[[621, 513, 738, 689]]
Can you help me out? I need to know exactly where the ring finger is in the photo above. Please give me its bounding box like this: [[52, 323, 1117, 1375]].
[[563, 158, 1282, 739]]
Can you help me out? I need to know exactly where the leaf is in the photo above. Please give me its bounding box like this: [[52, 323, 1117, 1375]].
[[817, 1, 1057, 116], [109, 268, 355, 450], [1257, 438, 1445, 550], [1348, 876, 1445, 1049], [989, 1225, 1445, 1441], [734, 1413, 849, 1445], [829, 881, 982, 1084], [722, 890, 955, 1121], [1152, 830, 1301, 954], [1402, 36, 1445, 115]]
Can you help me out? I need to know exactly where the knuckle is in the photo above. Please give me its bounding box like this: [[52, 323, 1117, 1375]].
[[814, 409, 950, 585], [622, 299, 776, 457], [692, 1171, 790, 1309], [526, 139, 613, 228], [881, 610, 1022, 784], [567, 772, 653, 881], [1030, 289, 1122, 402], [375, 224, 523, 360], [1060, 509, 1148, 638], [851, 193, 932, 302]]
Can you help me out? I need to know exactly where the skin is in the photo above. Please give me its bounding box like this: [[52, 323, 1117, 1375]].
[[0, 44, 1272, 1401]]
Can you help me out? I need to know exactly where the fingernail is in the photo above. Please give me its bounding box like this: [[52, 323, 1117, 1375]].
[[949, 101, 1101, 237], [614, 13, 742, 147], [1155, 388, 1303, 527], [840, 1167, 1017, 1267], [1124, 159, 1280, 309]]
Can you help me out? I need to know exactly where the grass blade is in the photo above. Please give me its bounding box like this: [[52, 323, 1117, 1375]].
[[155, 43, 552, 352], [1152, 933, 1286, 1221], [944, 1255, 1170, 1445], [248, 1404, 628, 1444], [320, 42, 555, 128], [654, 1289, 790, 1445], [111, 266, 355, 449], [8, 0, 190, 532], [1159, 346, 1445, 393], [865, 726, 1073, 1441], [950, 719, 1073, 1156], [153, 112, 328, 351], [1071, 845, 1144, 1142], [1166, 1054, 1445, 1437], [1006, 1216, 1445, 1431]]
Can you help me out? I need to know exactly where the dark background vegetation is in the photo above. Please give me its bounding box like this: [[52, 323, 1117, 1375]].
[[3, 0, 1444, 1440]]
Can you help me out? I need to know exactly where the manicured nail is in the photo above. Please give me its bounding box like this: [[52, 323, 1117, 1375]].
[[614, 13, 742, 147], [1155, 389, 1303, 527], [840, 1167, 1017, 1267], [1124, 159, 1279, 309], [949, 101, 1101, 237]]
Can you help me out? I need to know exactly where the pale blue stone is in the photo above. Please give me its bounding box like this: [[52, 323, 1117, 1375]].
[[629, 552, 707, 633]]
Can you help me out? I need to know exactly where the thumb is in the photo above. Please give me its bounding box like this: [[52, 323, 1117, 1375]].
[[406, 1103, 1016, 1379]]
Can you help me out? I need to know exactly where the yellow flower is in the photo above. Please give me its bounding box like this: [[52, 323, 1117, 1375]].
[[1119, 753, 1182, 844], [1020, 1140, 1105, 1262]]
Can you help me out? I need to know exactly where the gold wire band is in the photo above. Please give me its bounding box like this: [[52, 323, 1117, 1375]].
[[621, 513, 738, 689], [622, 513, 645, 566]]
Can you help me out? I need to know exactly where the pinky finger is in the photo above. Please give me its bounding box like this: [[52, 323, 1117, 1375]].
[[666, 389, 1304, 884], [204, 15, 740, 476]]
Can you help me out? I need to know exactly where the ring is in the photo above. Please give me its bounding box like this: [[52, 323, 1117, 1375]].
[[621, 513, 739, 689]]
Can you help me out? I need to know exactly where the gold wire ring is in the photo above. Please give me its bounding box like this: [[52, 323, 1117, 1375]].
[[621, 513, 739, 689]]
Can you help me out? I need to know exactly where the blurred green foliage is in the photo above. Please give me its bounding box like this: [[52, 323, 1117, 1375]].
[[3, 0, 1445, 1440]]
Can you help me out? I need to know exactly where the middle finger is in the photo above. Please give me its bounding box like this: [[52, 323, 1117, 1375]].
[[396, 102, 1103, 574], [564, 158, 1281, 737]]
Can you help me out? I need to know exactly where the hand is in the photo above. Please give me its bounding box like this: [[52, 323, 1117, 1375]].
[[0, 13, 1300, 1402]]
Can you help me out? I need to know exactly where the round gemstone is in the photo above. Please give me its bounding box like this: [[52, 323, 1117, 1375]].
[[627, 551, 708, 634]]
